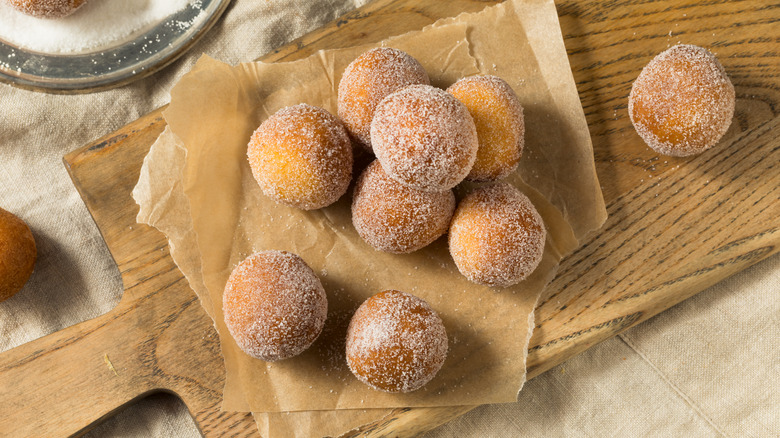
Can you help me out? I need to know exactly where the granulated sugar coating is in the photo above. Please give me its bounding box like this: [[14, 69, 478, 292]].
[[449, 183, 546, 287], [0, 0, 194, 53], [346, 290, 448, 393], [248, 104, 353, 210], [352, 161, 456, 254], [223, 250, 328, 362], [7, 0, 84, 18], [447, 75, 525, 182], [628, 44, 735, 157], [338, 47, 430, 150], [371, 84, 478, 192]]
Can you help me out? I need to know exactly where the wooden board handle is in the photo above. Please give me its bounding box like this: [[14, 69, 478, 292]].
[[0, 300, 155, 437]]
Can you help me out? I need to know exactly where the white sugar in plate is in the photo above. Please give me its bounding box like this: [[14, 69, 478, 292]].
[[0, 0, 194, 53]]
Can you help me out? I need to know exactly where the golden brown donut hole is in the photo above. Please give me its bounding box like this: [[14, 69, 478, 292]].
[[629, 44, 735, 157], [0, 207, 36, 303], [449, 183, 546, 287], [352, 161, 455, 254], [8, 0, 86, 18], [338, 47, 430, 150], [247, 104, 353, 210], [371, 84, 478, 192], [223, 250, 328, 362], [447, 75, 525, 182], [346, 290, 448, 393]]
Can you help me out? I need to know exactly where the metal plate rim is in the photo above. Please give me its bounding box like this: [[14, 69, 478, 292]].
[[0, 0, 232, 94]]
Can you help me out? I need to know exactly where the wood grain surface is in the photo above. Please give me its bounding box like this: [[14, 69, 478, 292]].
[[0, 0, 777, 437]]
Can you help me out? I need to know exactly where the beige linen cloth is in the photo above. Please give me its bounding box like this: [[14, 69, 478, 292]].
[[0, 1, 776, 437]]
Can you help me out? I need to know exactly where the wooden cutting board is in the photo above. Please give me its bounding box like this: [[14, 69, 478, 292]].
[[1, 0, 777, 436]]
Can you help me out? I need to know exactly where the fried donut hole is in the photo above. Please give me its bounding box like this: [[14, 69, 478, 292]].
[[447, 75, 525, 182], [629, 44, 735, 157], [338, 47, 430, 150], [247, 104, 353, 210], [0, 207, 36, 302], [449, 183, 546, 287], [346, 290, 448, 393], [352, 161, 456, 254], [223, 251, 328, 362], [8, 0, 86, 18], [371, 84, 478, 192]]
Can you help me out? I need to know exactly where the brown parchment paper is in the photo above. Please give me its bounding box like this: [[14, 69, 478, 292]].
[[255, 0, 608, 434], [134, 0, 605, 421]]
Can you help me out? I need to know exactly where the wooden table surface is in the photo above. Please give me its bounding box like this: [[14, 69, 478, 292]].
[[0, 0, 777, 436]]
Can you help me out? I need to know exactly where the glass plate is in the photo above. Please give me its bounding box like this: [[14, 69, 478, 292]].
[[0, 0, 231, 93]]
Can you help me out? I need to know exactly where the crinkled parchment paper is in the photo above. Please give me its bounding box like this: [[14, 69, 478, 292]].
[[133, 0, 605, 431]]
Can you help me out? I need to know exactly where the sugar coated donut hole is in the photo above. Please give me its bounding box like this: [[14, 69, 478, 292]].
[[0, 207, 36, 302], [8, 0, 86, 18], [447, 75, 525, 182], [352, 161, 456, 254], [371, 84, 478, 192], [449, 183, 546, 287], [346, 290, 448, 393], [629, 44, 735, 157], [223, 250, 328, 362], [247, 104, 353, 210], [338, 47, 430, 150]]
